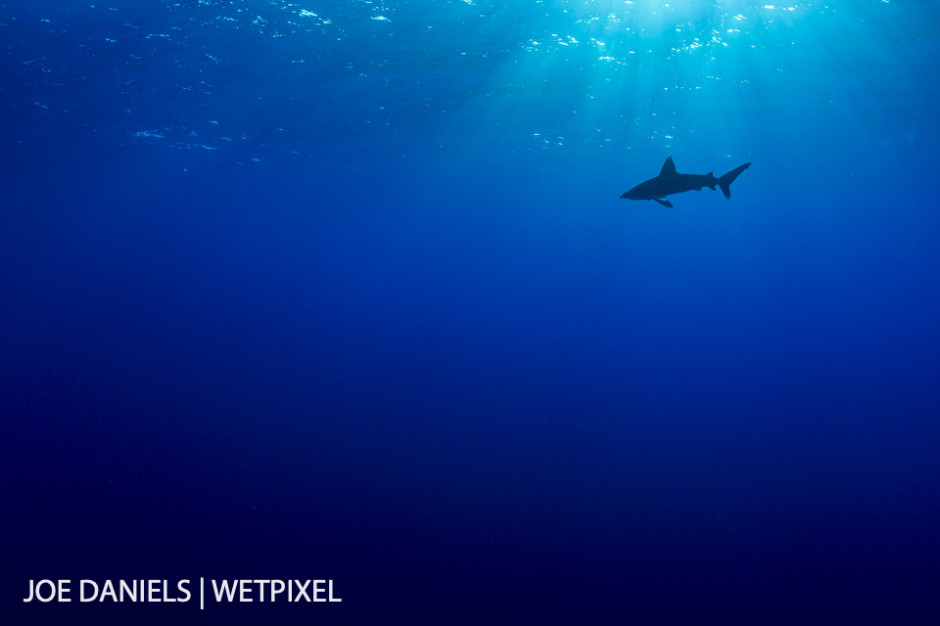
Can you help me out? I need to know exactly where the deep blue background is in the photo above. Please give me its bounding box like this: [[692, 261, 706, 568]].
[[3, 1, 940, 624]]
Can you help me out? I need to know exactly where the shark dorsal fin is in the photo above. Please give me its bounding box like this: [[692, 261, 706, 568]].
[[659, 156, 677, 177]]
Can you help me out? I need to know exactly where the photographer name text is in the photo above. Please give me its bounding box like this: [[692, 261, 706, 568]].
[[23, 578, 341, 609]]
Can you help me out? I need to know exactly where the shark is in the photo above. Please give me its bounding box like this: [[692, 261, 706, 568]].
[[620, 157, 751, 207]]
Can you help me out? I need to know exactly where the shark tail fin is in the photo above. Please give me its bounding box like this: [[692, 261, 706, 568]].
[[718, 162, 751, 199]]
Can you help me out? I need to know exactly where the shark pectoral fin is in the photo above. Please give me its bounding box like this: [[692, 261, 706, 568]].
[[653, 198, 673, 207]]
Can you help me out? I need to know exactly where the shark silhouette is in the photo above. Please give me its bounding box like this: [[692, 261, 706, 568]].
[[620, 157, 751, 207]]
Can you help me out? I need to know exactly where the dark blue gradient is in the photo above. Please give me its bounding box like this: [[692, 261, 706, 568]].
[[3, 2, 939, 624]]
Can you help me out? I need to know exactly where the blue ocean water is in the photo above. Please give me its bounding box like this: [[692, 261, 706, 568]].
[[2, 1, 939, 623]]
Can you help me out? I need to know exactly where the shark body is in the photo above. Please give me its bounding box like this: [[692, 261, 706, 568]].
[[620, 157, 751, 207]]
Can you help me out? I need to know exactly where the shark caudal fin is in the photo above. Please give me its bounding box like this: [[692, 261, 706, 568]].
[[717, 162, 751, 199]]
